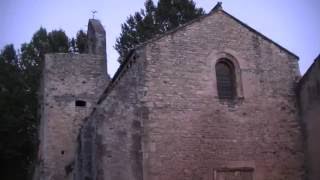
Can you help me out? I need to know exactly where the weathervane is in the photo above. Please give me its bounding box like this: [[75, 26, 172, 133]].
[[91, 10, 98, 19]]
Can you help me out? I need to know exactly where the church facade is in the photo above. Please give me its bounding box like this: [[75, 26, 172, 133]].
[[35, 3, 319, 180]]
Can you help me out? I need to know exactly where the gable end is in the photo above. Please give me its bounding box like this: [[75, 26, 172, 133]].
[[219, 9, 299, 60]]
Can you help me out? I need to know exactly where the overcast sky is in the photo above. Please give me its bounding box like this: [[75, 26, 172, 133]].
[[0, 0, 319, 76]]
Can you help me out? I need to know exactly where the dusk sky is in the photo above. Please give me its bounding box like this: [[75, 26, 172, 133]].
[[0, 0, 319, 76]]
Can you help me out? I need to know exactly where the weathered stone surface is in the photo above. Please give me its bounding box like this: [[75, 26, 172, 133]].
[[298, 55, 320, 180], [35, 18, 110, 180], [94, 49, 146, 180], [37, 53, 108, 180], [139, 8, 304, 180], [75, 6, 306, 180], [38, 4, 314, 180], [87, 19, 107, 58]]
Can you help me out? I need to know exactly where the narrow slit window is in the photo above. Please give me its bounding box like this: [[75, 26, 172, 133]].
[[75, 100, 86, 107], [216, 59, 236, 99]]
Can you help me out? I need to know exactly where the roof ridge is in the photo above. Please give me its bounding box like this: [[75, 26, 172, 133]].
[[298, 54, 320, 87], [97, 2, 300, 104], [219, 9, 299, 59], [209, 2, 223, 13], [316, 54, 320, 61], [133, 2, 223, 50], [132, 2, 298, 60]]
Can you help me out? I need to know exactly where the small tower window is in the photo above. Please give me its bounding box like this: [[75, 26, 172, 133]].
[[216, 59, 236, 99], [75, 100, 86, 107]]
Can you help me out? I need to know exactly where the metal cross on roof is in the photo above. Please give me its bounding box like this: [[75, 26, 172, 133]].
[[91, 10, 98, 19]]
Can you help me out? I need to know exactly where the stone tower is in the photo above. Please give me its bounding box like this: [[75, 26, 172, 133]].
[[87, 19, 106, 57], [35, 19, 109, 180]]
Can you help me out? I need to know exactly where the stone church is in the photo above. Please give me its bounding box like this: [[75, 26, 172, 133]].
[[34, 3, 320, 180]]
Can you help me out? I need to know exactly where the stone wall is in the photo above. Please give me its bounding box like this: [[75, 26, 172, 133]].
[[38, 53, 107, 180], [72, 5, 307, 180], [74, 108, 100, 180], [75, 48, 147, 180], [298, 55, 320, 180], [141, 8, 305, 180]]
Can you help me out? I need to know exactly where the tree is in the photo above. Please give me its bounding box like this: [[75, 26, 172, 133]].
[[31, 27, 49, 55], [48, 30, 69, 53], [0, 24, 89, 179], [1, 44, 17, 64], [0, 27, 74, 180], [115, 0, 205, 62], [76, 30, 88, 53], [0, 45, 37, 180]]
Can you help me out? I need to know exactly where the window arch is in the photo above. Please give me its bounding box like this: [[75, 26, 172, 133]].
[[215, 59, 236, 99]]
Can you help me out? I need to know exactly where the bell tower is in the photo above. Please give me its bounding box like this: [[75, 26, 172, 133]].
[[35, 19, 108, 180]]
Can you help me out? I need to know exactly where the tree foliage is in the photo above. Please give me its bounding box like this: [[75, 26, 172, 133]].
[[0, 44, 38, 179], [1, 44, 18, 64], [115, 0, 205, 62], [76, 30, 88, 53], [48, 30, 69, 53], [0, 27, 87, 180]]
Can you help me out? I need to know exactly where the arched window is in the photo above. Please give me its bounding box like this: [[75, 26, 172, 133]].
[[216, 59, 236, 99]]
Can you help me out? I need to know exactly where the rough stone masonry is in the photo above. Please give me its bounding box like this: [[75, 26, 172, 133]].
[[34, 19, 109, 180], [298, 55, 320, 180], [35, 3, 319, 180]]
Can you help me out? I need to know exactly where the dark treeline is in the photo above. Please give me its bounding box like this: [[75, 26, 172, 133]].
[[0, 28, 87, 180]]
